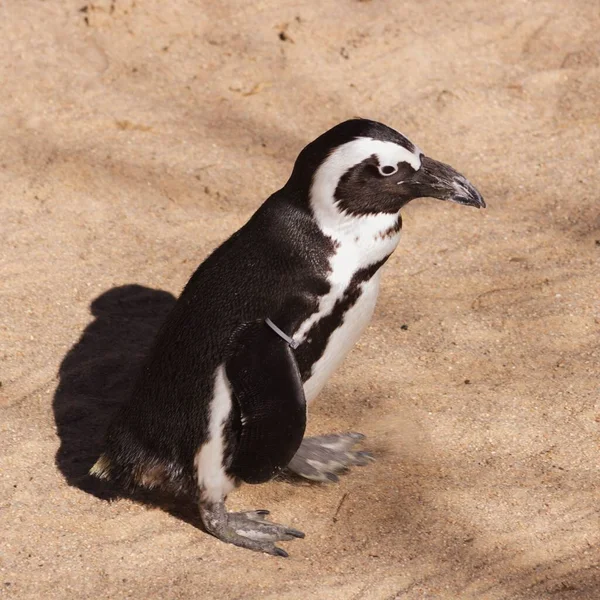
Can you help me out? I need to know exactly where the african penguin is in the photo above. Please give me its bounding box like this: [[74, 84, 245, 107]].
[[90, 118, 485, 557]]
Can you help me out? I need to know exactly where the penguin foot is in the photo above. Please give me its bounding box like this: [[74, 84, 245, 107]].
[[287, 432, 375, 482], [199, 501, 304, 557]]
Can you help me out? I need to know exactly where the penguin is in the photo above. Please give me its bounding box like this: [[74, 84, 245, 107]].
[[90, 118, 485, 557]]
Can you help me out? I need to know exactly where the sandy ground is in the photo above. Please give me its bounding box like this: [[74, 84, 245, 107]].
[[1, 1, 599, 598]]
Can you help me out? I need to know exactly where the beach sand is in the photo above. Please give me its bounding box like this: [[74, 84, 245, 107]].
[[1, 1, 599, 598]]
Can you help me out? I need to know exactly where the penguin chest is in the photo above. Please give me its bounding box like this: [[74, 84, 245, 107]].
[[298, 271, 382, 403]]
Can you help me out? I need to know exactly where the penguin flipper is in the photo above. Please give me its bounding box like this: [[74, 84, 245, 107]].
[[225, 320, 306, 484]]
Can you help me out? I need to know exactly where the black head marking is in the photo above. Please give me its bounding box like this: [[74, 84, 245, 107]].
[[334, 155, 419, 216]]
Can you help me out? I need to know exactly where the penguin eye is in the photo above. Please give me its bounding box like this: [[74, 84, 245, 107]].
[[378, 165, 397, 177]]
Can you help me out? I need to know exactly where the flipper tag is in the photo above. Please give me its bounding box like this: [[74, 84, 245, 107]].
[[265, 318, 300, 349]]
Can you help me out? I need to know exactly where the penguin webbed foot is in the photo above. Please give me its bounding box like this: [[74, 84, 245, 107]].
[[287, 432, 375, 483], [199, 501, 304, 557]]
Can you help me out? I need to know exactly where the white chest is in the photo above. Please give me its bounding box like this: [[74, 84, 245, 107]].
[[301, 271, 382, 403], [292, 214, 400, 403]]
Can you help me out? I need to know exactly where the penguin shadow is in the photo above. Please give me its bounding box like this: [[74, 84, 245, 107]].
[[52, 284, 201, 525]]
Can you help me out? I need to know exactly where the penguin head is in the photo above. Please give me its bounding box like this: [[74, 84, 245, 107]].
[[287, 119, 484, 222]]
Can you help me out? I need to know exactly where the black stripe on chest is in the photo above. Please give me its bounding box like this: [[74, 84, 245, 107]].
[[294, 256, 390, 381]]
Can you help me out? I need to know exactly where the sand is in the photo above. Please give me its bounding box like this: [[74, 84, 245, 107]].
[[1, 1, 599, 598]]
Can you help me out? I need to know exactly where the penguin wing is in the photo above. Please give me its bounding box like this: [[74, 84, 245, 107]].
[[225, 321, 306, 484]]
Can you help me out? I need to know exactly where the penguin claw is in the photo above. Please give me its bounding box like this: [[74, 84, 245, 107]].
[[286, 528, 306, 539], [240, 509, 270, 520], [199, 501, 303, 557], [349, 450, 375, 466], [235, 511, 304, 539], [287, 432, 374, 483], [228, 511, 305, 542]]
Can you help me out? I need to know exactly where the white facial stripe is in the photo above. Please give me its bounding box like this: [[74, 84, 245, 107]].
[[309, 136, 420, 236], [344, 137, 421, 170]]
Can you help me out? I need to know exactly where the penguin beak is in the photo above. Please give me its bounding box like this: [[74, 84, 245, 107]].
[[411, 156, 486, 209]]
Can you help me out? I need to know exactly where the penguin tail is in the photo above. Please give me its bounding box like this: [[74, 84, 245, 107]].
[[89, 454, 112, 480], [89, 452, 196, 496]]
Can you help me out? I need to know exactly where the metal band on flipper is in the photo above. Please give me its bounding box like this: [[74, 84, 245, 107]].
[[265, 318, 299, 349]]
